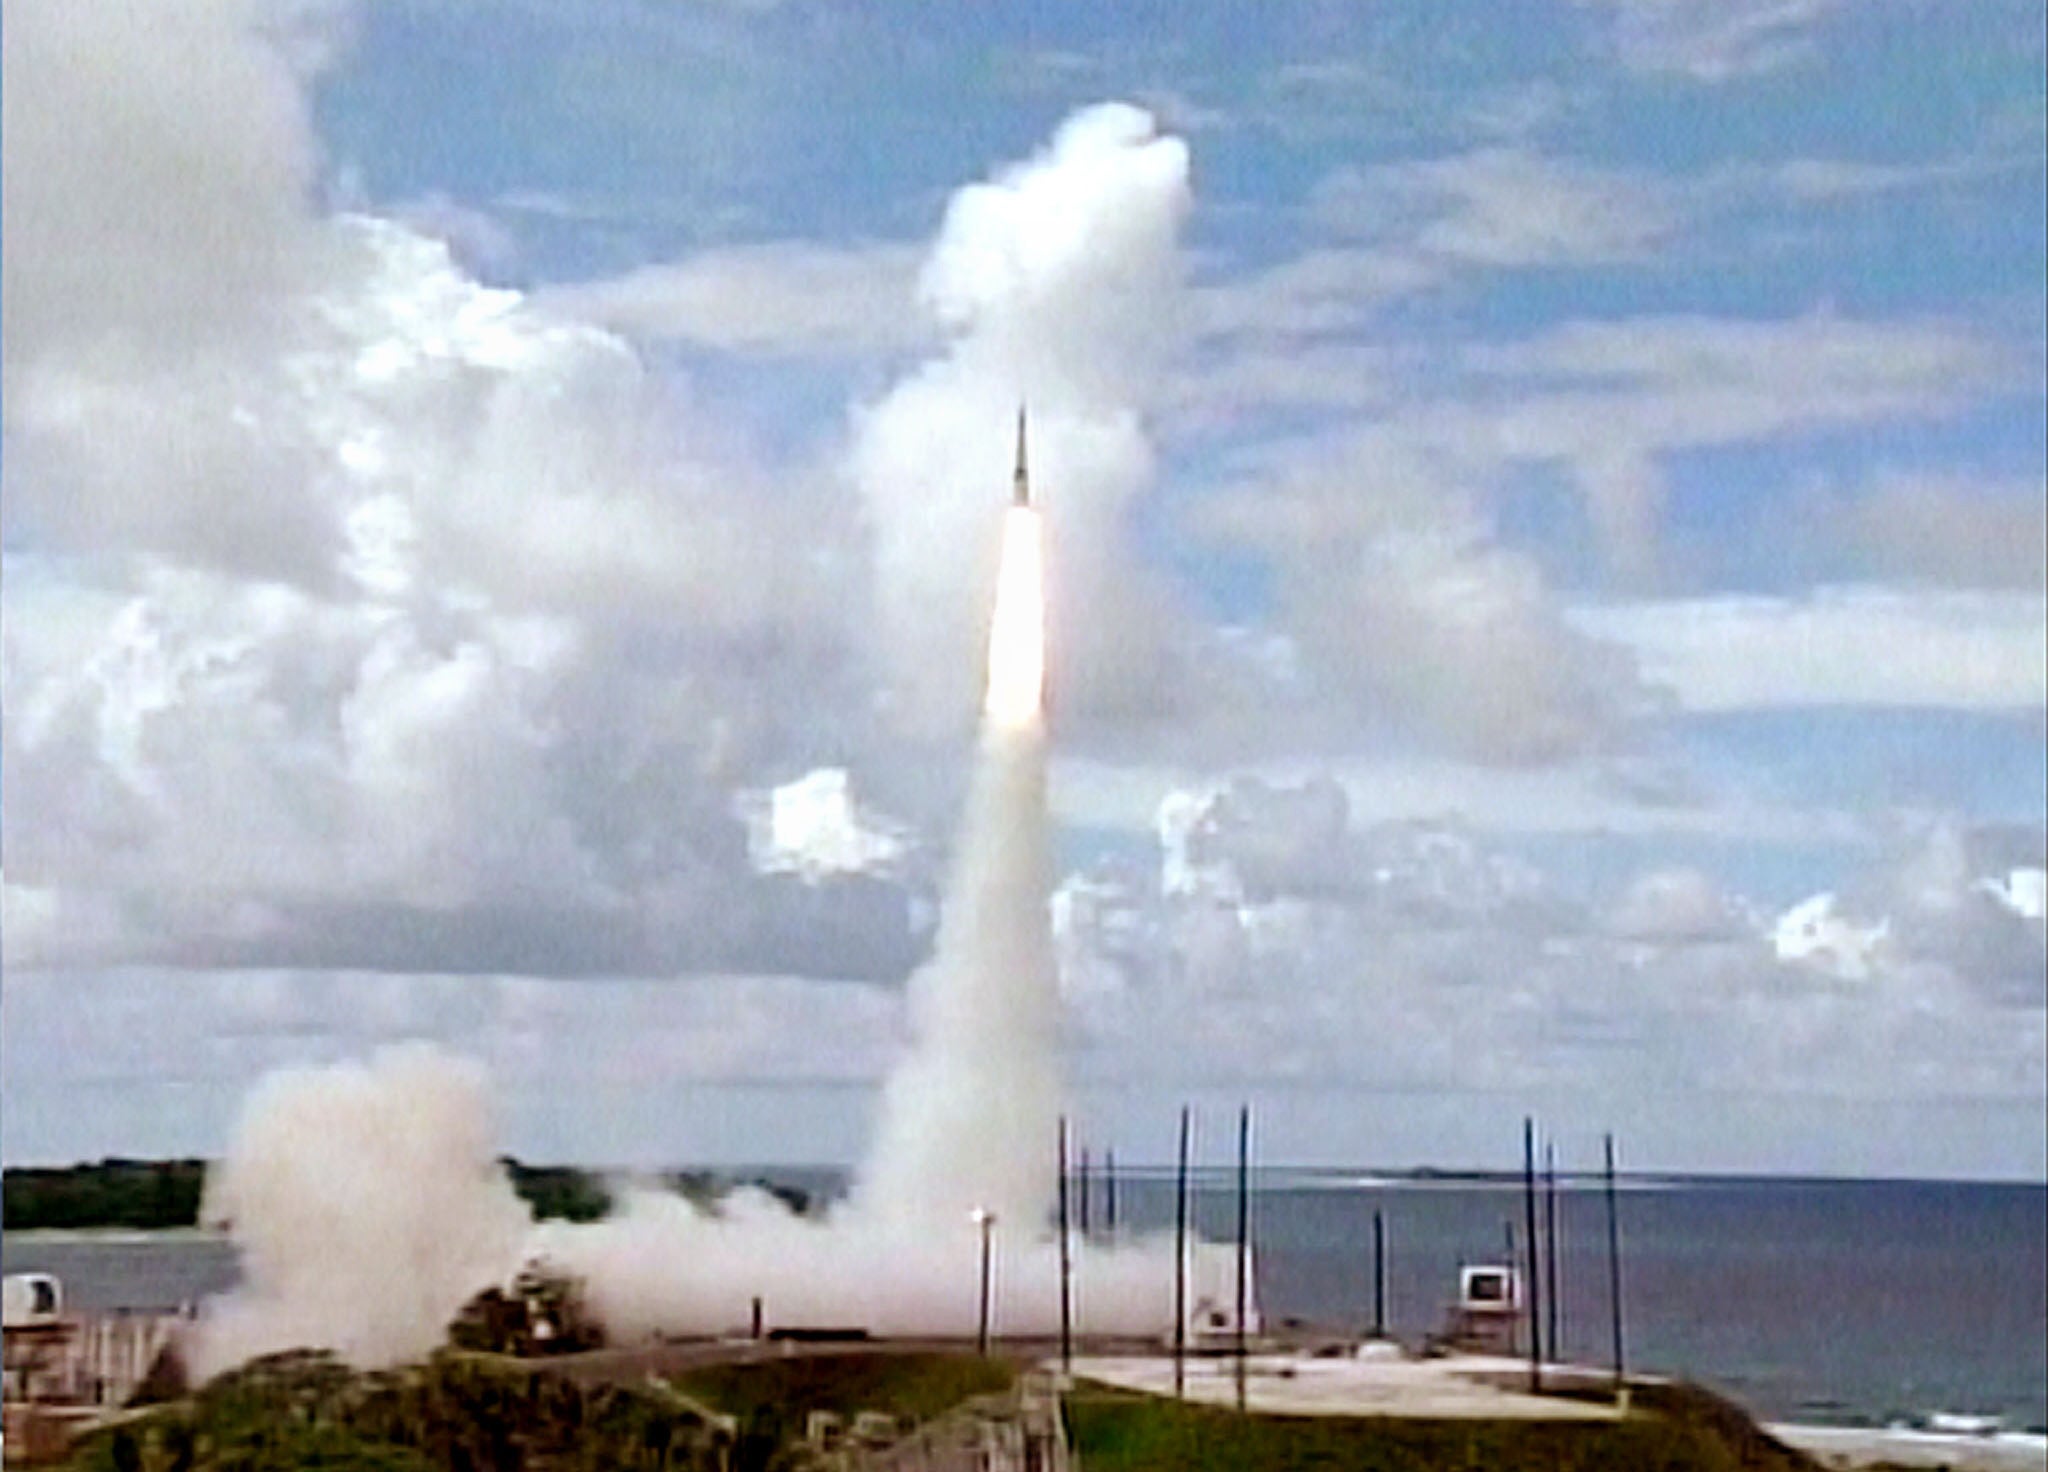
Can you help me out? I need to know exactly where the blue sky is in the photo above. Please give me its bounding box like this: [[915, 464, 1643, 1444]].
[[3, 0, 2043, 1178]]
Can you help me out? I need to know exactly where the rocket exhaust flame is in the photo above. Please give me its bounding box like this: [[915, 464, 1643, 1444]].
[[983, 507, 1045, 731]]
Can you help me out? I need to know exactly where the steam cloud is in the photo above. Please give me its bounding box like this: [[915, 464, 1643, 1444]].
[[188, 1047, 530, 1378]]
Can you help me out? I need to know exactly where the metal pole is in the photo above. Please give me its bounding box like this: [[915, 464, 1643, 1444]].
[[1079, 1146, 1091, 1237], [1105, 1148, 1117, 1236], [1544, 1141, 1560, 1364], [1523, 1116, 1543, 1392], [1173, 1106, 1190, 1399], [976, 1210, 995, 1356], [1604, 1132, 1627, 1399], [1372, 1208, 1388, 1338], [1235, 1102, 1251, 1413], [1057, 1117, 1072, 1375]]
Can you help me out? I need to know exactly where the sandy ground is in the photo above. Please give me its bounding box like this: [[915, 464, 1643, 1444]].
[[1067, 1351, 1623, 1421], [1770, 1424, 2048, 1471]]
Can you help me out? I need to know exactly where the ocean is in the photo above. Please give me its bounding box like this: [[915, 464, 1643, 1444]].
[[6, 1174, 2042, 1433]]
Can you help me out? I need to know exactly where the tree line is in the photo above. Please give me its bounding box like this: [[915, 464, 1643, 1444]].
[[3, 1159, 811, 1232]]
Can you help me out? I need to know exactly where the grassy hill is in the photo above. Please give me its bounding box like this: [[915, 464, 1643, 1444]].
[[1064, 1379, 1825, 1472]]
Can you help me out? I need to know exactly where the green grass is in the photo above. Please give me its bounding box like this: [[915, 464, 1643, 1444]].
[[1063, 1382, 1823, 1472], [65, 1349, 727, 1471], [672, 1350, 1014, 1436]]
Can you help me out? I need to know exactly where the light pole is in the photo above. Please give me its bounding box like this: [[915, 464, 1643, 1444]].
[[971, 1207, 997, 1356]]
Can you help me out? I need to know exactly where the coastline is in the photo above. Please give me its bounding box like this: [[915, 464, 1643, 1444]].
[[1771, 1423, 2048, 1471], [2, 1227, 226, 1245]]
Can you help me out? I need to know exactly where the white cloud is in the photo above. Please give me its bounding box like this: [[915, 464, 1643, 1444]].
[[0, 0, 893, 979], [1575, 0, 1841, 82], [537, 240, 928, 356], [1191, 248, 1439, 341], [1610, 867, 1748, 941], [1815, 471, 2048, 591], [1191, 428, 1654, 763], [1050, 750, 1862, 846], [1313, 147, 1676, 267], [1463, 311, 2001, 401], [1433, 311, 2011, 580], [8, 803, 2042, 1172], [0, 0, 327, 375], [1570, 586, 2048, 712], [1048, 783, 2045, 1117]]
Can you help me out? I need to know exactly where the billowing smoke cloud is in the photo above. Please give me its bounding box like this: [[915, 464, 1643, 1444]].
[[851, 103, 1193, 734], [188, 1045, 530, 1377], [191, 1035, 1226, 1363]]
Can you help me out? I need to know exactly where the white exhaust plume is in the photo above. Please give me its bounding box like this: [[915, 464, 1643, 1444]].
[[855, 501, 1056, 1229]]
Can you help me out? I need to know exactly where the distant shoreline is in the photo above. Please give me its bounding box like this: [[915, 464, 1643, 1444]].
[[2, 1226, 229, 1244]]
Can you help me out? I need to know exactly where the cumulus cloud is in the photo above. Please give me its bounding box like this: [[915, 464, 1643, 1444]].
[[1051, 779, 2045, 1114], [538, 240, 928, 357], [1569, 587, 2048, 712], [1815, 471, 2048, 591], [1574, 0, 1841, 82], [8, 796, 2042, 1173], [1, 0, 893, 979], [1312, 147, 1676, 267], [1444, 311, 2010, 581], [1609, 867, 1747, 942], [1195, 431, 1651, 763], [0, 0, 328, 372]]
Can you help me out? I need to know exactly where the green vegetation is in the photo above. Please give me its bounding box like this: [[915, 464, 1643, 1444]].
[[672, 1352, 1015, 1463], [2, 1160, 206, 1232], [501, 1162, 612, 1225], [66, 1349, 728, 1471], [62, 1350, 1010, 1472], [3, 1159, 810, 1231], [1062, 1382, 1823, 1472], [58, 1345, 1824, 1472], [1626, 1379, 1826, 1470]]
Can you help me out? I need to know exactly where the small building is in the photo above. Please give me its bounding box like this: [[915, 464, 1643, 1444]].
[[1438, 1264, 1522, 1354], [5, 1272, 184, 1451]]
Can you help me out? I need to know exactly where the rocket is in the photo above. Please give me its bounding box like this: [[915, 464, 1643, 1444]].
[[1012, 404, 1031, 508]]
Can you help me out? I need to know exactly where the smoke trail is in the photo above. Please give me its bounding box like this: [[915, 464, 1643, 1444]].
[[857, 502, 1057, 1229]]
